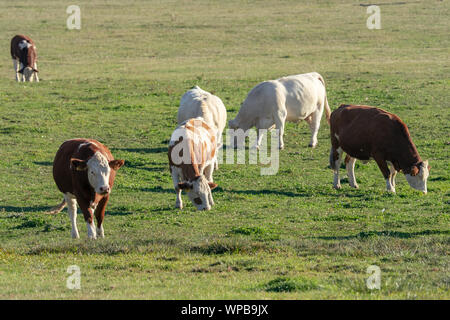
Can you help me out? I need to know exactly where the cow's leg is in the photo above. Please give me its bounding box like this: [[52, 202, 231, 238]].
[[253, 118, 273, 149], [94, 196, 108, 238], [273, 110, 287, 149], [12, 59, 20, 82], [64, 193, 80, 239], [388, 162, 397, 192], [77, 199, 97, 239], [171, 166, 183, 209], [307, 108, 324, 148], [345, 155, 359, 188], [253, 129, 263, 150], [374, 156, 394, 193], [34, 62, 39, 82], [19, 63, 25, 82], [330, 146, 343, 189]]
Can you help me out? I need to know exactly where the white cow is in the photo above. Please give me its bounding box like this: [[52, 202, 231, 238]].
[[178, 86, 227, 152], [228, 72, 331, 149]]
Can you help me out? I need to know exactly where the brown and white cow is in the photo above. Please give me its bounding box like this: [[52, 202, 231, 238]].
[[330, 104, 429, 193], [50, 139, 124, 239], [11, 35, 39, 82], [168, 118, 218, 210]]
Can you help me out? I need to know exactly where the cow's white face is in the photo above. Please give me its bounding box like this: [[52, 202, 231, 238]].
[[405, 160, 429, 194], [71, 152, 124, 195], [179, 175, 217, 210], [86, 152, 112, 195]]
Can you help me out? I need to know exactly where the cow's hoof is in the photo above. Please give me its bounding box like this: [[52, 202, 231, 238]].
[[333, 184, 342, 190], [96, 229, 105, 238], [350, 184, 359, 189], [175, 203, 183, 209], [308, 143, 317, 148]]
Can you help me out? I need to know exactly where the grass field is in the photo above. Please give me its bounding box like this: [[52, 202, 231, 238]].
[[0, 0, 449, 299]]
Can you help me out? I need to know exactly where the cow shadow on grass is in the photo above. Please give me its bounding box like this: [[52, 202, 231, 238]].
[[124, 159, 166, 172], [227, 187, 368, 199], [0, 205, 50, 213], [228, 188, 307, 198], [139, 186, 174, 193], [314, 229, 450, 240], [112, 147, 168, 154], [33, 161, 53, 166], [106, 209, 135, 216]]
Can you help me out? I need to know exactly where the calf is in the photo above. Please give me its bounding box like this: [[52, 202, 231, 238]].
[[178, 86, 227, 169], [50, 139, 124, 239], [330, 104, 429, 193], [11, 35, 39, 82], [228, 72, 331, 149], [168, 118, 218, 210]]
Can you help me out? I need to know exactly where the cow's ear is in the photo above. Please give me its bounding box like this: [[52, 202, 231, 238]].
[[109, 159, 124, 171], [18, 68, 24, 74], [33, 68, 39, 73], [410, 166, 419, 176], [178, 182, 192, 190], [71, 158, 87, 171], [208, 182, 218, 190]]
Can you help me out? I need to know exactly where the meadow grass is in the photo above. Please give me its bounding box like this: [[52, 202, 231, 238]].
[[0, 0, 448, 299]]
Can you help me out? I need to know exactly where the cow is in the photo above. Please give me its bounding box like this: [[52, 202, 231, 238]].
[[49, 139, 124, 239], [10, 35, 39, 82], [177, 86, 227, 169], [330, 104, 429, 194], [228, 72, 331, 150], [168, 118, 218, 210]]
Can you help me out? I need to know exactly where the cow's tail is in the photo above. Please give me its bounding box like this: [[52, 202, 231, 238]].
[[47, 198, 66, 214], [317, 74, 331, 125]]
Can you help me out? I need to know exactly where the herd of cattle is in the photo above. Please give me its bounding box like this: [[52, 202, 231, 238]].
[[11, 35, 430, 239]]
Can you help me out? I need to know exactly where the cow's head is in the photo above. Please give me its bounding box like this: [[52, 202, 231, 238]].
[[405, 160, 430, 194], [228, 118, 239, 130], [71, 152, 124, 195], [178, 175, 217, 210], [19, 66, 38, 82]]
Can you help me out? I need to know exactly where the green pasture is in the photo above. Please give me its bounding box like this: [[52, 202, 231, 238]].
[[0, 0, 448, 299]]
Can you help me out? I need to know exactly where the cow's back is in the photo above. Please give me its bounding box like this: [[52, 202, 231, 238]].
[[331, 105, 412, 160], [240, 80, 282, 117], [10, 35, 34, 59], [277, 73, 325, 120], [178, 86, 226, 135]]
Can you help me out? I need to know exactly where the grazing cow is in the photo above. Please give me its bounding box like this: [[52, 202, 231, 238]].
[[330, 104, 429, 193], [228, 72, 331, 149], [168, 118, 218, 210], [10, 35, 39, 82], [50, 139, 124, 239], [178, 86, 227, 169]]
